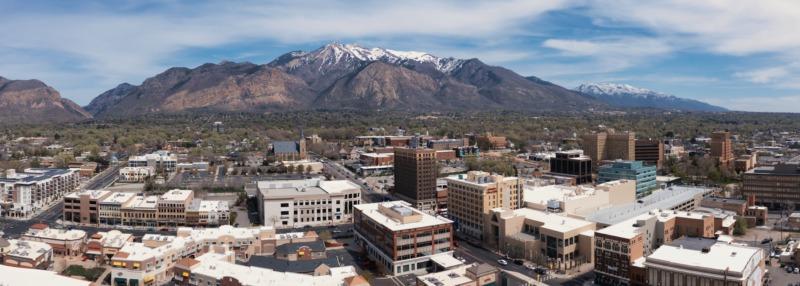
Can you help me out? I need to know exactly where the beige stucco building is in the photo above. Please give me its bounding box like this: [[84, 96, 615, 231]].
[[445, 171, 522, 240]]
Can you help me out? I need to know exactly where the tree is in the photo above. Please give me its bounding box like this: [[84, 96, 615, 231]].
[[286, 164, 296, 174], [733, 218, 748, 236], [305, 165, 313, 174]]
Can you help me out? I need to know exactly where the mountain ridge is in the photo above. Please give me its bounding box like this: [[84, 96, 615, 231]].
[[575, 82, 727, 112], [0, 76, 92, 124], [86, 43, 604, 118]]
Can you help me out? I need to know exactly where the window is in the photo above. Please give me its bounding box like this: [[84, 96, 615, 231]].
[[280, 203, 289, 208]]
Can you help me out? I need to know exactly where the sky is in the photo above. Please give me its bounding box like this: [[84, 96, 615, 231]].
[[2, 0, 800, 112]]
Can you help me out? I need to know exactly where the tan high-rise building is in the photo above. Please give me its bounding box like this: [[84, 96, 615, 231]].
[[710, 131, 734, 168], [445, 171, 522, 240], [581, 131, 635, 168], [393, 148, 438, 211]]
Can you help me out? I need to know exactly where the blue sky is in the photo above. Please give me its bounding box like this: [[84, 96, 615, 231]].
[[2, 0, 800, 112]]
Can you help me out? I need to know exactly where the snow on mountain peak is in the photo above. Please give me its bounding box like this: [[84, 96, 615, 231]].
[[304, 42, 463, 73], [575, 83, 672, 99]]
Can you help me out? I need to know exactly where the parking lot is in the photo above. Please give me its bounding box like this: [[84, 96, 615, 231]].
[[767, 260, 800, 286]]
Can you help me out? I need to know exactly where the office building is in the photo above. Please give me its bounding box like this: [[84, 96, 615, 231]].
[[548, 151, 592, 184], [486, 208, 596, 270], [256, 178, 361, 228], [0, 168, 80, 218], [594, 209, 717, 285], [128, 151, 178, 172], [427, 138, 468, 150], [99, 192, 137, 225], [634, 139, 664, 170], [742, 163, 800, 209], [63, 190, 112, 225], [710, 131, 734, 168], [445, 171, 522, 240], [585, 185, 712, 228], [353, 201, 454, 275], [644, 237, 765, 286], [597, 160, 657, 196], [394, 148, 438, 211], [523, 179, 636, 218], [581, 131, 635, 168], [119, 166, 155, 183]]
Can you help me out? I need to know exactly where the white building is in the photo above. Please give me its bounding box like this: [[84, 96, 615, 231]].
[[0, 168, 80, 218], [523, 179, 636, 218], [256, 178, 361, 228], [173, 249, 368, 286], [119, 166, 155, 183], [21, 224, 87, 256], [644, 237, 765, 286], [128, 151, 177, 172]]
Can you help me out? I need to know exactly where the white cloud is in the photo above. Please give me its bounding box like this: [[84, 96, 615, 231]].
[[537, 37, 672, 75], [0, 0, 571, 104], [701, 95, 800, 113]]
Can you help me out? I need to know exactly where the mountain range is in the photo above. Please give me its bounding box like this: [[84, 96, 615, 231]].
[[574, 83, 727, 112], [0, 76, 91, 124], [2, 43, 728, 124]]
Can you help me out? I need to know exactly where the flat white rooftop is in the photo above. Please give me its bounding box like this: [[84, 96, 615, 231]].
[[0, 265, 90, 286], [586, 185, 712, 226], [645, 237, 764, 280], [257, 178, 360, 198], [190, 252, 358, 286], [65, 189, 110, 200], [101, 192, 136, 205], [160, 189, 193, 202], [504, 208, 595, 233], [354, 201, 452, 232]]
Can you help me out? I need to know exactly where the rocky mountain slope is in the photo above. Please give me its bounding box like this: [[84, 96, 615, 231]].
[[87, 43, 603, 118], [0, 76, 92, 124], [575, 83, 727, 112]]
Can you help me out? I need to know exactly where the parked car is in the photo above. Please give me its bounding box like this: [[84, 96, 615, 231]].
[[513, 259, 524, 265], [497, 259, 508, 266], [761, 238, 773, 244], [534, 268, 548, 275]]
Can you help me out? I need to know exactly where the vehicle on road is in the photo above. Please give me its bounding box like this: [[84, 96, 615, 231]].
[[497, 259, 508, 266], [513, 259, 524, 265], [762, 238, 773, 244]]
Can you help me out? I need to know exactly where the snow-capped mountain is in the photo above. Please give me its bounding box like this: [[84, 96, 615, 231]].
[[275, 43, 464, 74], [575, 83, 727, 112]]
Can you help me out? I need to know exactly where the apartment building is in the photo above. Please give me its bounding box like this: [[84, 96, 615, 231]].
[[581, 131, 635, 168], [486, 208, 596, 270], [634, 139, 664, 170], [128, 151, 178, 172], [63, 189, 111, 225], [548, 151, 593, 184], [444, 171, 522, 240], [644, 237, 765, 286], [353, 201, 454, 275], [742, 163, 800, 209], [597, 160, 657, 196], [0, 239, 53, 269], [0, 168, 80, 218], [393, 148, 438, 211], [593, 209, 717, 285], [256, 178, 361, 228], [21, 224, 87, 256], [710, 131, 734, 168], [119, 166, 155, 183]]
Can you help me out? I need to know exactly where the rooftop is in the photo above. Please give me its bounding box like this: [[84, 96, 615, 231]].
[[501, 208, 595, 233], [65, 189, 110, 200], [417, 264, 475, 286], [190, 252, 359, 286], [100, 192, 136, 205], [354, 201, 452, 231], [257, 178, 360, 198], [0, 168, 74, 184], [4, 239, 52, 260], [24, 226, 86, 241], [159, 189, 194, 202], [187, 200, 229, 213], [0, 265, 90, 286], [645, 237, 764, 280], [124, 195, 159, 210], [586, 185, 712, 226], [596, 209, 677, 239]]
